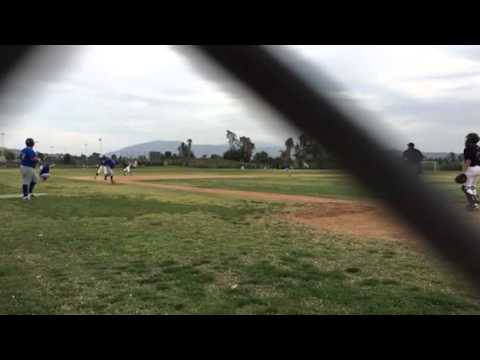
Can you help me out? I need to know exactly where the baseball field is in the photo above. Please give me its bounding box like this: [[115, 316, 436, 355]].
[[1, 166, 480, 314]]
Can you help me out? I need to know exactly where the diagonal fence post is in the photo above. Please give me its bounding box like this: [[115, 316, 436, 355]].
[[192, 45, 480, 291]]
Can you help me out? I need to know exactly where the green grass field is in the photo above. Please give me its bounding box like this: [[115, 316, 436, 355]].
[[0, 167, 478, 314]]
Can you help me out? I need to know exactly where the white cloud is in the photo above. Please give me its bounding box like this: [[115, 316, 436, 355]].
[[2, 45, 480, 154]]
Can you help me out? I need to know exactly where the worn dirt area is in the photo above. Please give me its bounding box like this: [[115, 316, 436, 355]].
[[68, 175, 425, 242], [284, 203, 422, 242]]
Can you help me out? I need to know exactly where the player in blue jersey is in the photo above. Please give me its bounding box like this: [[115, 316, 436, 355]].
[[39, 160, 55, 181], [103, 156, 116, 184], [19, 138, 39, 200], [94, 156, 106, 180]]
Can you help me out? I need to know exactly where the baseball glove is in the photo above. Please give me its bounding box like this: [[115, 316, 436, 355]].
[[455, 173, 467, 184]]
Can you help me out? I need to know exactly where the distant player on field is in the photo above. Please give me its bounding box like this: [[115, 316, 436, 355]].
[[123, 162, 132, 176], [103, 156, 116, 184], [19, 138, 39, 201], [39, 161, 55, 181], [95, 156, 106, 180], [403, 142, 424, 178]]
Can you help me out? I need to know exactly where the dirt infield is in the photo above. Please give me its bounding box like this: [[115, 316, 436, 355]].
[[68, 174, 425, 241]]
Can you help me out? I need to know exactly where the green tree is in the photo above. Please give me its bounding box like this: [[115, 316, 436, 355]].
[[239, 136, 255, 163], [448, 152, 456, 162], [294, 133, 335, 168], [63, 153, 72, 165], [223, 148, 242, 161], [5, 151, 15, 161], [285, 137, 294, 161], [253, 151, 269, 165], [178, 142, 188, 158]]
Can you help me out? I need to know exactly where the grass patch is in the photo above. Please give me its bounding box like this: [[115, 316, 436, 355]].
[[0, 168, 479, 314]]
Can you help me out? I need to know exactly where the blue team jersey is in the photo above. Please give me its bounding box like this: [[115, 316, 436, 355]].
[[20, 147, 38, 167], [104, 159, 116, 168], [40, 165, 50, 175]]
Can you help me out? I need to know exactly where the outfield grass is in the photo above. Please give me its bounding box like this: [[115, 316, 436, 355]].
[[145, 174, 373, 200], [0, 167, 478, 314]]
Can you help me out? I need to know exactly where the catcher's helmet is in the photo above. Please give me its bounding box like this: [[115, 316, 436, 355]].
[[466, 133, 480, 144], [25, 138, 34, 147]]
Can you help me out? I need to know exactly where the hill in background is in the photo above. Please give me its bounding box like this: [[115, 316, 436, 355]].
[[107, 140, 284, 158]]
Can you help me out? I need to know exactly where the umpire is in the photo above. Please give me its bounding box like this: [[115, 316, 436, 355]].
[[403, 142, 424, 177], [20, 138, 39, 200]]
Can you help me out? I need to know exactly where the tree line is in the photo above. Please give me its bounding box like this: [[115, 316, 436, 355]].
[[222, 130, 338, 169]]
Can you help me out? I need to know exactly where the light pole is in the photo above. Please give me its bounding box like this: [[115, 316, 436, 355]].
[[0, 132, 5, 149], [99, 138, 103, 155]]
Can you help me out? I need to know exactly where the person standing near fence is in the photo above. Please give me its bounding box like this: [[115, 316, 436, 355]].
[[403, 142, 424, 178], [19, 138, 39, 201]]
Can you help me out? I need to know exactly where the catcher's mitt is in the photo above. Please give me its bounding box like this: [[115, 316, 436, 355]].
[[455, 173, 467, 184]]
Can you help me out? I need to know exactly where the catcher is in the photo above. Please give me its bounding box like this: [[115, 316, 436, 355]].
[[456, 133, 480, 211]]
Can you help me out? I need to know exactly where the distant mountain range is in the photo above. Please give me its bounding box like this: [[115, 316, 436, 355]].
[[1, 144, 461, 160], [108, 141, 462, 160], [107, 140, 285, 158]]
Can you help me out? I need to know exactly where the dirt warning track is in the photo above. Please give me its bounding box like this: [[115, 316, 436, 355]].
[[68, 174, 431, 242]]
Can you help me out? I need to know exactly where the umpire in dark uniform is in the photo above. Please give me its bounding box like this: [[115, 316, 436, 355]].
[[403, 142, 424, 177]]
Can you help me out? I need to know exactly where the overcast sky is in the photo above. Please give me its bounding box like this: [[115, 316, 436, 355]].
[[1, 45, 480, 155]]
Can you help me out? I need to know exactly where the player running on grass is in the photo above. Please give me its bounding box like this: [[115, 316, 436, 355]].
[[19, 138, 39, 201]]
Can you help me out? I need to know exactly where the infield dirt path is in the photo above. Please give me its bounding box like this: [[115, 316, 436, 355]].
[[68, 174, 430, 242]]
